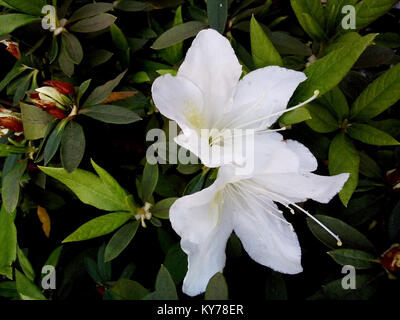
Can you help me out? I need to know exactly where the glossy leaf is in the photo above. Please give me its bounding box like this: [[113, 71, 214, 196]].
[[307, 214, 375, 252], [348, 123, 400, 146], [205, 272, 228, 300], [104, 221, 140, 262], [61, 121, 86, 172], [0, 206, 17, 279], [151, 21, 208, 50], [328, 249, 378, 269], [207, 0, 228, 34], [250, 16, 282, 68], [2, 159, 28, 214], [63, 212, 133, 243], [328, 133, 359, 206]]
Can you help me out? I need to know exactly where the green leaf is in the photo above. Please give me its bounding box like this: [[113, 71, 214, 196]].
[[205, 272, 228, 300], [69, 13, 117, 33], [305, 102, 339, 133], [69, 2, 114, 23], [265, 271, 287, 300], [20, 102, 54, 140], [80, 105, 141, 124], [328, 133, 359, 206], [269, 31, 312, 56], [0, 144, 26, 157], [250, 16, 282, 68], [145, 265, 178, 300], [278, 107, 311, 126], [291, 33, 377, 105], [110, 23, 129, 51], [350, 63, 400, 121], [63, 212, 133, 243], [290, 0, 326, 40], [355, 0, 399, 30], [328, 249, 378, 269], [322, 274, 378, 300], [39, 164, 129, 212], [307, 214, 375, 252], [61, 121, 86, 172], [317, 87, 349, 122], [348, 123, 400, 146], [3, 0, 45, 15], [49, 36, 59, 64], [82, 71, 127, 108], [13, 73, 31, 106], [87, 49, 114, 68], [15, 270, 47, 300], [140, 162, 159, 203], [184, 171, 208, 195], [62, 32, 83, 65], [163, 243, 187, 285], [90, 159, 128, 203], [104, 221, 140, 262], [77, 79, 91, 104], [342, 193, 383, 226], [0, 206, 17, 279], [44, 118, 70, 165], [207, 0, 228, 34], [359, 152, 382, 179], [325, 0, 357, 33], [376, 32, 400, 49], [0, 14, 40, 36], [151, 21, 208, 50], [367, 119, 400, 140], [2, 159, 28, 214], [114, 0, 149, 12], [43, 246, 63, 269], [58, 46, 75, 77], [0, 61, 26, 92], [152, 197, 177, 219], [110, 278, 149, 300], [160, 6, 184, 65], [17, 247, 35, 281], [97, 243, 111, 281]]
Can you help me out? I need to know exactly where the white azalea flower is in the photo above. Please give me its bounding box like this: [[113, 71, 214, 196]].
[[170, 132, 349, 296], [151, 28, 319, 167]]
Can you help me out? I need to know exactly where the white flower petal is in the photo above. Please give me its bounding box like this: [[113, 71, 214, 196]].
[[178, 29, 242, 126], [255, 172, 350, 204], [169, 167, 235, 244], [284, 139, 318, 172], [221, 66, 306, 130], [151, 74, 204, 134], [181, 209, 233, 296], [228, 184, 303, 274]]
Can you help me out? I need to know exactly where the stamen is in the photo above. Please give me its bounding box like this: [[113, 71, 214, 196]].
[[235, 90, 320, 130], [290, 202, 342, 247], [243, 180, 342, 246]]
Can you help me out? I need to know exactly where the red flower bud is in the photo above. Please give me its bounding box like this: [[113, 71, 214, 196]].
[[0, 107, 23, 132], [1, 40, 20, 60], [380, 244, 400, 273], [386, 169, 400, 192], [28, 93, 67, 119], [43, 80, 76, 95]]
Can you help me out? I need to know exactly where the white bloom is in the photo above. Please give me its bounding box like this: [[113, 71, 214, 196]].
[[152, 28, 349, 296], [152, 29, 318, 168], [171, 132, 349, 296]]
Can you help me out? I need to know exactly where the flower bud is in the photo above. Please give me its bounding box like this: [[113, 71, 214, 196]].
[[43, 80, 76, 95], [0, 107, 23, 133], [28, 92, 67, 119], [386, 168, 400, 192], [380, 244, 400, 273]]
